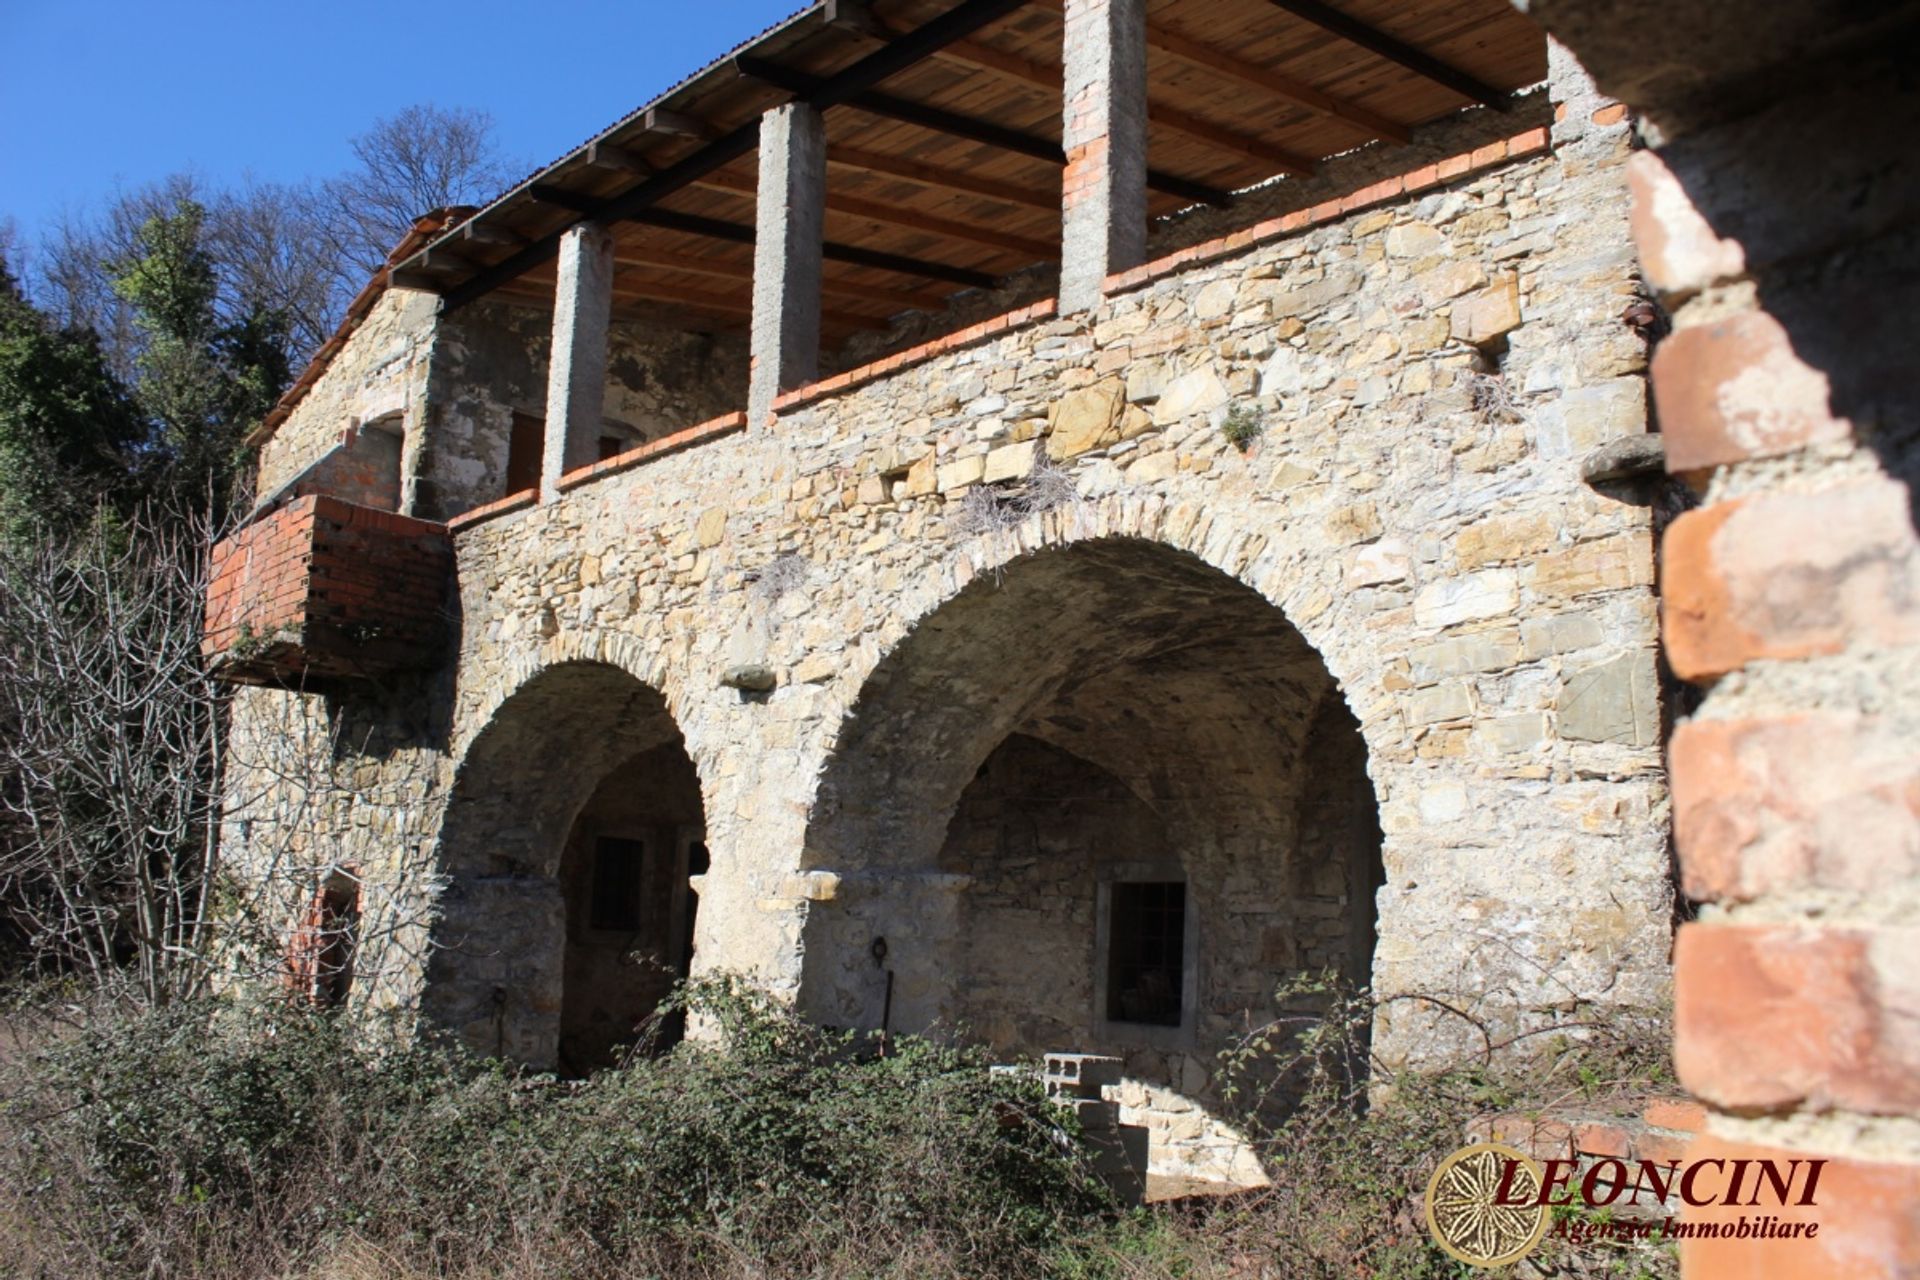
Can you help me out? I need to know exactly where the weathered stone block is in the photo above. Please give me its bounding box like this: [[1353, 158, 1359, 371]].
[[936, 455, 986, 491], [1416, 258, 1488, 306], [1243, 269, 1359, 317], [1414, 570, 1519, 628], [1151, 367, 1230, 426], [1385, 222, 1444, 258], [1324, 501, 1382, 546], [1347, 538, 1411, 586], [1408, 629, 1523, 681], [1481, 712, 1548, 754], [983, 439, 1037, 484], [1457, 510, 1556, 569], [1527, 532, 1653, 598], [1125, 359, 1168, 404], [1406, 683, 1473, 725], [1557, 650, 1659, 746], [1047, 379, 1126, 459], [1520, 611, 1604, 657], [1449, 276, 1522, 346], [902, 452, 937, 497], [1535, 379, 1648, 458], [1191, 278, 1237, 319]]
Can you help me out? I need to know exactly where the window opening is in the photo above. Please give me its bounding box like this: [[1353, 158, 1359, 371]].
[[589, 836, 645, 932], [1106, 881, 1185, 1026]]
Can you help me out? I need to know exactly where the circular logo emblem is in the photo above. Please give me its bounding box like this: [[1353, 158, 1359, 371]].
[[1425, 1142, 1551, 1268]]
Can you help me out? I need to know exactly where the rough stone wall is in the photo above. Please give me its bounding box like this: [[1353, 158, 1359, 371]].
[[557, 742, 705, 1072], [415, 301, 747, 522], [223, 76, 1669, 1127], [1516, 7, 1920, 1273], [256, 289, 440, 502], [940, 735, 1175, 1054]]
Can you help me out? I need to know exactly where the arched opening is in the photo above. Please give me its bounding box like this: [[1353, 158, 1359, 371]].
[[423, 661, 705, 1074], [800, 539, 1382, 1191]]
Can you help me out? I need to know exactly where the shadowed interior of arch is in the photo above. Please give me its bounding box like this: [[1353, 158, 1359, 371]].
[[799, 538, 1383, 1192], [422, 661, 706, 1074]]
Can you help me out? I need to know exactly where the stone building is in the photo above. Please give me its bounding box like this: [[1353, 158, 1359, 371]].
[[207, 0, 1683, 1189]]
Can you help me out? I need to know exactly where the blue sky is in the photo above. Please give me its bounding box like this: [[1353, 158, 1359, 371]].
[[1, 0, 800, 246]]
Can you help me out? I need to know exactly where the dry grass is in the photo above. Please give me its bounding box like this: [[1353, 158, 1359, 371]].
[[0, 980, 1678, 1280]]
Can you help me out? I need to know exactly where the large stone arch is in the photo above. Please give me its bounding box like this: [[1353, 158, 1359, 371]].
[[422, 658, 708, 1072], [796, 522, 1384, 1189]]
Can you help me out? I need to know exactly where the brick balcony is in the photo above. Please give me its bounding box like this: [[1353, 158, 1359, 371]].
[[204, 495, 453, 685]]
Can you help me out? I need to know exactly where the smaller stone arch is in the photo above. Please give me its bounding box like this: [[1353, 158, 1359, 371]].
[[422, 659, 708, 1072]]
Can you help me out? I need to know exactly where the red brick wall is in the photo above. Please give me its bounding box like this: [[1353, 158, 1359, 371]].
[[204, 495, 452, 683], [1523, 14, 1920, 1275]]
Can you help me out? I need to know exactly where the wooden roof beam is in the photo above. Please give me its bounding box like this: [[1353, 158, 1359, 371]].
[[612, 246, 946, 312], [828, 145, 1058, 211], [895, 28, 1322, 175], [608, 278, 891, 330], [496, 277, 883, 334], [417, 0, 1039, 311], [642, 107, 717, 141], [1141, 19, 1412, 143], [1261, 0, 1510, 111], [622, 206, 1001, 289], [462, 222, 530, 248], [735, 55, 1239, 202], [691, 170, 1057, 261], [1024, 0, 1411, 143], [1148, 101, 1318, 175], [581, 142, 653, 175]]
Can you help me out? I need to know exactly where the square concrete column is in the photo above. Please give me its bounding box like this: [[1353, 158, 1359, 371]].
[[541, 221, 615, 501], [748, 103, 827, 429], [1059, 0, 1148, 315]]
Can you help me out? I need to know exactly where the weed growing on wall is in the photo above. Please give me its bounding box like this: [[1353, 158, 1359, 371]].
[[1219, 406, 1266, 452]]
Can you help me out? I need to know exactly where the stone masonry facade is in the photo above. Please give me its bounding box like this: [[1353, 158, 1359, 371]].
[[218, 33, 1681, 1189]]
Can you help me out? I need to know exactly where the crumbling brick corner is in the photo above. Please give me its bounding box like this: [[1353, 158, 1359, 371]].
[[204, 494, 453, 685]]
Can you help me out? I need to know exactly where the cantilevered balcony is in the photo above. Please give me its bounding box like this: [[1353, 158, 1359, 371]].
[[203, 495, 452, 685]]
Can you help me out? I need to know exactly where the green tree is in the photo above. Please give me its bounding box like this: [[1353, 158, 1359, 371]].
[[0, 258, 143, 541], [109, 199, 289, 514]]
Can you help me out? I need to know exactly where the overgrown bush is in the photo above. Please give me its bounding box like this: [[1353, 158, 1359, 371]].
[[0, 975, 1677, 1280], [0, 976, 1110, 1279], [1051, 975, 1678, 1280]]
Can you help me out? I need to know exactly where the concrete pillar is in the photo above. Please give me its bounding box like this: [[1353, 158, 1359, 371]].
[[749, 103, 827, 428], [1059, 0, 1148, 315], [541, 222, 615, 501]]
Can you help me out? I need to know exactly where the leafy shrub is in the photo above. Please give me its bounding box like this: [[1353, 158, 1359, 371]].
[[0, 975, 1676, 1280], [0, 977, 1109, 1278]]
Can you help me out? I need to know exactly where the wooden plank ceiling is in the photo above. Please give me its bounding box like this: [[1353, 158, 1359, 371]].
[[390, 0, 1547, 342]]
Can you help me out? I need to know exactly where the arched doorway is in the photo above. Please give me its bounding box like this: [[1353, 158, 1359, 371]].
[[799, 538, 1382, 1188], [423, 661, 706, 1073]]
